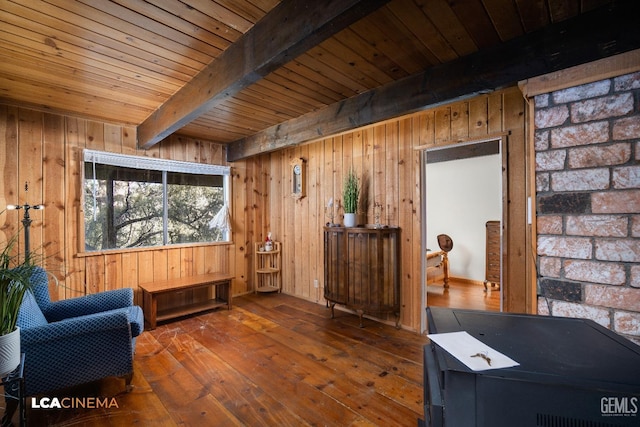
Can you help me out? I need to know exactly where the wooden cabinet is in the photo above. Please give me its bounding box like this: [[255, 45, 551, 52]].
[[484, 221, 501, 291], [324, 226, 400, 327], [254, 241, 281, 293]]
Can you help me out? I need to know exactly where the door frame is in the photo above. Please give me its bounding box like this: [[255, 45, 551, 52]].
[[420, 135, 509, 333]]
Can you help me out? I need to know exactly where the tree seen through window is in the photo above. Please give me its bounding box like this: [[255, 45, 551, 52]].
[[84, 158, 227, 251]]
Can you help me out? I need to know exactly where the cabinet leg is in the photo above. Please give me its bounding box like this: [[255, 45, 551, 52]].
[[329, 302, 336, 319], [357, 310, 364, 328]]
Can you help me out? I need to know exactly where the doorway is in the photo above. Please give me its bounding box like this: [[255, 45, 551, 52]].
[[421, 138, 505, 331]]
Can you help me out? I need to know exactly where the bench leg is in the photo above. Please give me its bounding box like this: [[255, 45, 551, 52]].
[[143, 291, 157, 330]]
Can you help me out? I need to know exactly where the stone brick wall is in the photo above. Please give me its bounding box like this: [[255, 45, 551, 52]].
[[534, 71, 640, 345]]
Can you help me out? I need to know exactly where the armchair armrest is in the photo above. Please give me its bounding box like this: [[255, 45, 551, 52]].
[[42, 288, 134, 322], [21, 311, 131, 344]]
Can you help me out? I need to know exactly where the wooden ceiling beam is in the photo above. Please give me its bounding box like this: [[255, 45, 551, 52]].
[[227, 1, 640, 161], [136, 0, 391, 150]]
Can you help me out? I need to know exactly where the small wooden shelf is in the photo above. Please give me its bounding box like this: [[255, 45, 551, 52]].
[[155, 298, 229, 323], [254, 241, 281, 293]]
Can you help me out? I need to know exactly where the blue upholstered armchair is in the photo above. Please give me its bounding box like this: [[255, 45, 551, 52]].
[[16, 267, 144, 396]]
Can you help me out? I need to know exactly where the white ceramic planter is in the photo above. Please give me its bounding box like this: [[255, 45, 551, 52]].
[[343, 213, 356, 227], [0, 327, 20, 377]]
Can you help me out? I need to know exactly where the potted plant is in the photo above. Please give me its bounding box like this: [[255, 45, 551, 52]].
[[342, 168, 360, 227], [0, 232, 36, 376]]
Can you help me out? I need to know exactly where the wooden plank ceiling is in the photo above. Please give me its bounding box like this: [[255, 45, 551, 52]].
[[0, 0, 633, 160]]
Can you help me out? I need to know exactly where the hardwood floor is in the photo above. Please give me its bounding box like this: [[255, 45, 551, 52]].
[[427, 277, 501, 312], [23, 293, 428, 426]]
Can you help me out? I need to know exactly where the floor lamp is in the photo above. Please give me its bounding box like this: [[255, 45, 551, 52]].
[[6, 182, 44, 261]]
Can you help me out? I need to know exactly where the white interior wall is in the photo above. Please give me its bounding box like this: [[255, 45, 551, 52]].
[[426, 153, 501, 281]]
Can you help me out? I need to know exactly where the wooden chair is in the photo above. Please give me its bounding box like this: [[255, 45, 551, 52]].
[[426, 234, 453, 288]]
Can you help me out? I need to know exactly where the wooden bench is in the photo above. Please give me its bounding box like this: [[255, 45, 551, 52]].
[[139, 273, 234, 329]]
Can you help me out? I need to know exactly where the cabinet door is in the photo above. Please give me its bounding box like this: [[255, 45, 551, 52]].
[[347, 229, 400, 313], [347, 231, 373, 309], [324, 230, 347, 304], [379, 230, 400, 310]]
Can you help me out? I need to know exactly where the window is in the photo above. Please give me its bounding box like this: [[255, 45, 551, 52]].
[[83, 150, 230, 251]]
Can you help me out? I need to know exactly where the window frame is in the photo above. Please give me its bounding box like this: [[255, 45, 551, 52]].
[[80, 149, 231, 254]]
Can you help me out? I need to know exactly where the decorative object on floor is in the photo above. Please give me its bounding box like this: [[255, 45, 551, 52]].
[[1, 183, 44, 377], [0, 327, 20, 379], [255, 241, 281, 294], [0, 233, 35, 377], [16, 266, 144, 396], [342, 168, 360, 227]]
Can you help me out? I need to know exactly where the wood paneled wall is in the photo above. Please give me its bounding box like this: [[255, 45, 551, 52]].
[[1, 85, 530, 332], [0, 106, 235, 304], [244, 86, 530, 331]]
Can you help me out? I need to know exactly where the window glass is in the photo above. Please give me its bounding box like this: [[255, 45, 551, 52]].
[[166, 172, 225, 244], [83, 151, 229, 251]]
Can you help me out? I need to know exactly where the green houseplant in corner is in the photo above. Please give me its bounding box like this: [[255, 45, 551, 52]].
[[342, 168, 360, 227], [0, 232, 36, 376]]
